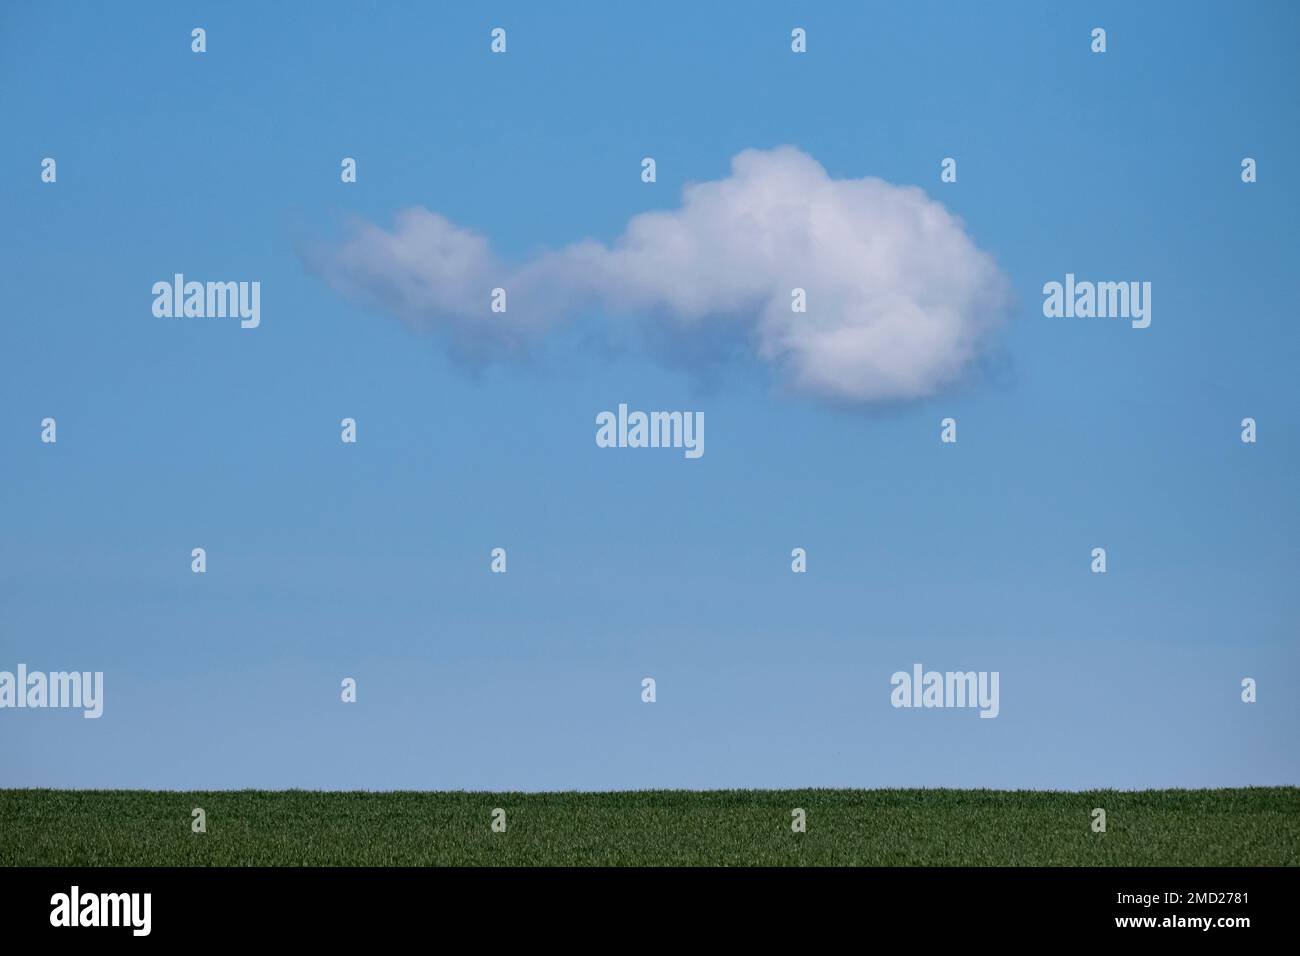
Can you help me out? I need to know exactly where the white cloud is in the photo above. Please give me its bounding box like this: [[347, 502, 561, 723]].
[[309, 146, 1010, 403]]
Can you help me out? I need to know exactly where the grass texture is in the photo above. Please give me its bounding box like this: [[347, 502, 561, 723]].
[[1, 787, 1296, 866]]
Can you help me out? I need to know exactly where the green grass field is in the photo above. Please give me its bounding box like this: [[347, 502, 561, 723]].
[[2, 787, 1296, 866]]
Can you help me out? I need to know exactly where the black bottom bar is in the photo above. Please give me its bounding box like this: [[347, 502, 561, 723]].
[[0, 866, 1282, 941]]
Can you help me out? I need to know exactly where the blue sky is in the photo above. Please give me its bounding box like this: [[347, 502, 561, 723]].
[[1, 1, 1296, 791]]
